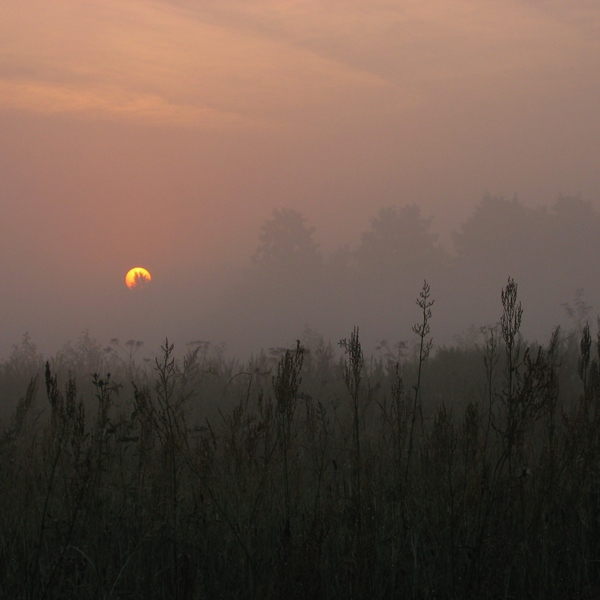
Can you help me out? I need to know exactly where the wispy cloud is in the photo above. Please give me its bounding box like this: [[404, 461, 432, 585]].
[[0, 0, 393, 129], [1, 0, 599, 129], [0, 79, 257, 129]]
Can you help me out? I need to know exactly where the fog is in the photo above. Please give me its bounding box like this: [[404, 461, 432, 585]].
[[1, 1, 600, 361], [2, 195, 599, 362]]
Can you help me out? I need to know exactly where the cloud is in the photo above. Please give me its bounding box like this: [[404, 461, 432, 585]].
[[160, 0, 600, 82], [0, 79, 263, 129], [1, 0, 599, 135], [0, 0, 395, 129]]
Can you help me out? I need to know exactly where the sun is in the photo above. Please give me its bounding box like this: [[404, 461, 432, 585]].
[[125, 267, 152, 289]]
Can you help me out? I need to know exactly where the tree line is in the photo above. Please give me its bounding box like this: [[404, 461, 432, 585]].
[[213, 194, 600, 354]]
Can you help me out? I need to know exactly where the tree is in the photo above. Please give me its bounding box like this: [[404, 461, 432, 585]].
[[549, 195, 600, 259], [221, 208, 324, 348], [355, 205, 446, 279], [252, 208, 322, 275], [452, 193, 600, 285], [452, 195, 543, 271]]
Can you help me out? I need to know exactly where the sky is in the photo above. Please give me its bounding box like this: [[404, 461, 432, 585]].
[[1, 0, 600, 359]]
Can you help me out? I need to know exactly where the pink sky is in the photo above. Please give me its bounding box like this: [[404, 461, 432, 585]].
[[1, 0, 600, 356]]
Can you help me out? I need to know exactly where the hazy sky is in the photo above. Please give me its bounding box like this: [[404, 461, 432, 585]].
[[2, 0, 600, 357]]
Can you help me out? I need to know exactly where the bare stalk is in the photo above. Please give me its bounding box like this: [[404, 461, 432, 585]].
[[273, 340, 304, 539], [406, 280, 434, 478], [339, 326, 364, 533]]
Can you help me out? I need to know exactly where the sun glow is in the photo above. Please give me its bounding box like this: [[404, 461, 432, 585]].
[[125, 267, 152, 289]]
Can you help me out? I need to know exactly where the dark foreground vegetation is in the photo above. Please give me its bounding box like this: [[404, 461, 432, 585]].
[[2, 279, 600, 598]]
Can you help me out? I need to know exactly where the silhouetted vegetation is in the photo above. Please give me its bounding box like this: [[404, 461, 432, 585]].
[[206, 194, 600, 357], [2, 278, 600, 598]]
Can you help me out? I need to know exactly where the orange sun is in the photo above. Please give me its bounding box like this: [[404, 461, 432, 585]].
[[125, 267, 152, 289]]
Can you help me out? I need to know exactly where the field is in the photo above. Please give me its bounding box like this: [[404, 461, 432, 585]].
[[1, 280, 599, 599]]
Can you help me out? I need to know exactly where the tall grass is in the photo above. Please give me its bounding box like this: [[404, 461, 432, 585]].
[[1, 280, 600, 598]]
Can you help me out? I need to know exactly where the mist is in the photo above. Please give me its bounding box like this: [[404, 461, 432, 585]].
[[5, 4, 600, 594], [2, 193, 598, 363], [2, 0, 600, 360], [180, 195, 600, 359]]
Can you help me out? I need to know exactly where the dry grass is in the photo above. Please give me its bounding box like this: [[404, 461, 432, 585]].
[[1, 281, 600, 598]]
